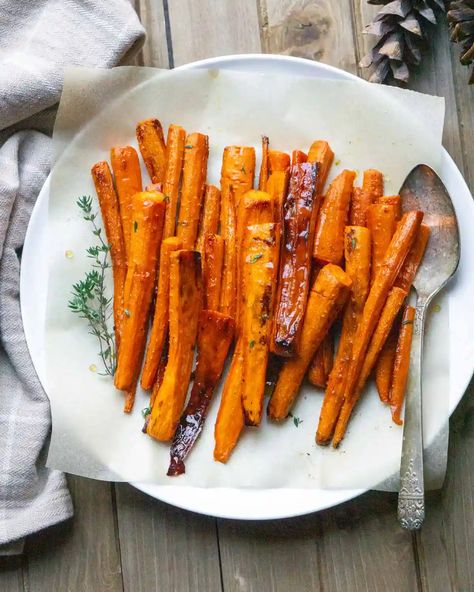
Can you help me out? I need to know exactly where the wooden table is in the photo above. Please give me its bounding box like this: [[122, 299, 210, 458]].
[[2, 2, 473, 591]]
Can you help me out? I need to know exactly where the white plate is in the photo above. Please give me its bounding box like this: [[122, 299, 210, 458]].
[[20, 54, 474, 520]]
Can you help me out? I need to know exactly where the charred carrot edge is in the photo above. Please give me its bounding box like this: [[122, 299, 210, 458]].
[[110, 146, 143, 257], [267, 170, 289, 228], [258, 136, 270, 191], [136, 118, 167, 184], [241, 222, 281, 426], [390, 305, 416, 425], [367, 203, 398, 284], [349, 187, 372, 227], [91, 161, 127, 349], [377, 195, 402, 220], [308, 332, 334, 388], [196, 185, 221, 253], [395, 224, 430, 292], [375, 323, 398, 403], [114, 191, 166, 393], [147, 250, 203, 441], [163, 124, 186, 238], [307, 140, 335, 194], [313, 170, 356, 266], [272, 163, 318, 357], [292, 150, 308, 165], [362, 169, 384, 202], [268, 264, 352, 421], [203, 234, 224, 312], [268, 150, 290, 173], [141, 237, 183, 391], [177, 132, 209, 249]]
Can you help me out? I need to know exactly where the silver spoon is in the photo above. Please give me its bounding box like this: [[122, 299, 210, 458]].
[[397, 164, 460, 530]]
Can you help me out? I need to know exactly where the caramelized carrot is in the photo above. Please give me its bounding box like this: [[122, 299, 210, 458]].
[[136, 118, 167, 184], [268, 264, 352, 421], [272, 163, 318, 356], [375, 324, 398, 403], [202, 234, 224, 312], [141, 237, 183, 391], [308, 332, 334, 388], [367, 203, 397, 283], [395, 224, 430, 292], [349, 187, 372, 227], [162, 124, 186, 238], [313, 170, 356, 266], [149, 344, 168, 409], [268, 150, 290, 173], [377, 195, 402, 220], [196, 185, 221, 253], [110, 146, 143, 257], [390, 305, 416, 425], [258, 136, 270, 191], [177, 132, 209, 249], [292, 150, 308, 165], [267, 170, 289, 228], [362, 169, 384, 202], [307, 140, 335, 194], [91, 161, 127, 349]]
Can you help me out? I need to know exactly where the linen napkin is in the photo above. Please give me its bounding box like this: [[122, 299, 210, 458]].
[[0, 0, 145, 550]]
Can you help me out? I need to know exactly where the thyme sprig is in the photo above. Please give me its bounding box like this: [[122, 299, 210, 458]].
[[68, 196, 116, 376]]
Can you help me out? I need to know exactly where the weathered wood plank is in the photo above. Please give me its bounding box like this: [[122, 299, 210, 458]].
[[134, 0, 170, 68], [26, 477, 122, 592], [167, 0, 261, 67], [0, 557, 26, 592], [115, 484, 222, 592]]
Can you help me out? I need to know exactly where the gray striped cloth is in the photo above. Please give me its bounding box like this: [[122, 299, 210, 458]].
[[0, 0, 145, 551]]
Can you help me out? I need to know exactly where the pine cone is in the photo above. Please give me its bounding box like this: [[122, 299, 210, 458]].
[[447, 0, 474, 84], [360, 0, 446, 84]]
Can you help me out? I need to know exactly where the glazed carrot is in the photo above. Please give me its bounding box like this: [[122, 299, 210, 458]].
[[141, 237, 183, 391], [390, 305, 416, 425], [377, 195, 402, 220], [395, 224, 430, 292], [219, 146, 256, 318], [292, 150, 308, 165], [91, 161, 127, 349], [313, 170, 356, 266], [149, 344, 168, 409], [163, 124, 186, 238], [272, 163, 318, 356], [268, 150, 290, 173], [362, 169, 384, 202], [266, 170, 289, 228], [258, 136, 270, 191], [114, 191, 165, 392], [145, 183, 163, 192], [268, 264, 352, 421], [241, 223, 281, 425], [136, 118, 167, 184], [316, 226, 371, 444], [202, 234, 224, 311], [307, 140, 335, 194], [367, 203, 397, 283], [349, 187, 372, 227], [147, 250, 203, 441], [308, 332, 334, 388], [110, 146, 143, 257], [196, 185, 221, 253], [375, 324, 398, 403], [177, 132, 209, 249]]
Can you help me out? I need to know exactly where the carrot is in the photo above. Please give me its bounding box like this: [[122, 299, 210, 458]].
[[308, 332, 334, 388], [177, 132, 209, 249], [141, 237, 183, 391], [196, 185, 221, 253], [268, 264, 352, 421], [114, 191, 165, 392], [219, 146, 256, 319], [375, 324, 398, 403], [267, 170, 289, 228], [367, 203, 398, 284], [202, 233, 224, 312], [149, 343, 168, 410], [390, 305, 416, 425], [395, 224, 430, 292], [147, 250, 203, 442], [268, 150, 290, 173], [292, 150, 308, 165], [110, 146, 143, 257], [272, 163, 318, 356], [377, 195, 402, 220], [258, 136, 270, 191], [349, 187, 372, 227], [313, 170, 356, 266], [136, 118, 167, 184], [362, 169, 384, 202], [241, 222, 281, 425], [91, 161, 127, 349], [307, 140, 335, 194], [162, 124, 186, 238], [145, 183, 163, 192], [316, 226, 371, 445]]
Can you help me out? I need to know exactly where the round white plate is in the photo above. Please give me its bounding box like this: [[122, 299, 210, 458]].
[[21, 54, 474, 520]]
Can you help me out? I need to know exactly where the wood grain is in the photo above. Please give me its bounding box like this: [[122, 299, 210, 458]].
[[0, 557, 26, 592], [135, 0, 170, 68], [115, 484, 222, 592]]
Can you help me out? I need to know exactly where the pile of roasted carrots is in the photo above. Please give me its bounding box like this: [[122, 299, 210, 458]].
[[91, 118, 428, 475]]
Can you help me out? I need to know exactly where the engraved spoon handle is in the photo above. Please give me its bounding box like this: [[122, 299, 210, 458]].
[[397, 297, 427, 530]]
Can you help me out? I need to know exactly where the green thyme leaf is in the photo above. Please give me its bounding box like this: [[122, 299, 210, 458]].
[[185, 144, 193, 149], [293, 416, 303, 428], [249, 340, 256, 349], [141, 406, 151, 418], [250, 253, 263, 264], [133, 220, 138, 233]]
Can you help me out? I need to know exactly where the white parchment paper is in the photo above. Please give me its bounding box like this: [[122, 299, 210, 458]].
[[45, 66, 448, 489]]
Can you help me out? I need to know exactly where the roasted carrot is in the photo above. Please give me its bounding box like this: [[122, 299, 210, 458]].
[[316, 226, 371, 444], [202, 233, 224, 312], [292, 150, 308, 165], [147, 250, 203, 441], [149, 343, 168, 410], [390, 305, 416, 425], [307, 140, 335, 194], [141, 237, 183, 391], [349, 187, 372, 227], [362, 169, 384, 202], [114, 191, 166, 392], [272, 163, 318, 356], [241, 222, 281, 425], [163, 124, 186, 238], [110, 146, 143, 257], [268, 264, 352, 421], [91, 161, 127, 349], [375, 323, 398, 403], [268, 150, 290, 173], [136, 118, 167, 184], [168, 310, 235, 475], [367, 203, 398, 283], [313, 170, 356, 266], [196, 185, 221, 253], [177, 132, 209, 249], [258, 136, 270, 191], [308, 332, 334, 388], [377, 195, 402, 220], [267, 170, 289, 228], [395, 224, 430, 292]]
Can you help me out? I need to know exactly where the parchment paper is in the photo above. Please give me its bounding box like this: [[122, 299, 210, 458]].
[[44, 66, 448, 490]]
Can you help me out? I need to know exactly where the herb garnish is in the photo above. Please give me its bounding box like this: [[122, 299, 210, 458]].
[[293, 416, 303, 427], [133, 220, 138, 233], [249, 340, 256, 349], [250, 253, 263, 264]]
